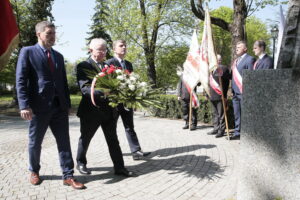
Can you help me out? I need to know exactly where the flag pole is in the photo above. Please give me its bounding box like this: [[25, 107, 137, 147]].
[[189, 89, 193, 131], [218, 75, 230, 140]]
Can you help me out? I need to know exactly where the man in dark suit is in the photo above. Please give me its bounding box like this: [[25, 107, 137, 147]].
[[106, 40, 150, 160], [252, 40, 274, 70], [76, 38, 134, 176], [231, 41, 256, 140], [207, 55, 230, 138], [16, 21, 84, 189], [177, 74, 199, 131]]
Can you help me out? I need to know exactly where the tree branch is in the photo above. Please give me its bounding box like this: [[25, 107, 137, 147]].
[[190, 0, 230, 31]]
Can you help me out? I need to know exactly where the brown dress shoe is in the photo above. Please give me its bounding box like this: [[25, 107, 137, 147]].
[[30, 172, 41, 185], [63, 178, 85, 189]]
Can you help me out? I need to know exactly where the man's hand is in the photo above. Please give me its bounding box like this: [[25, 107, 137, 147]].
[[20, 108, 33, 121]]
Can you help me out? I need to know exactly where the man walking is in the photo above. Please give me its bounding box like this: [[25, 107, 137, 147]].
[[106, 40, 150, 160], [16, 21, 84, 189], [76, 38, 134, 177]]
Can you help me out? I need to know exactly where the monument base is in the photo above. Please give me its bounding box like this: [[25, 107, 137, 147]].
[[237, 69, 300, 200]]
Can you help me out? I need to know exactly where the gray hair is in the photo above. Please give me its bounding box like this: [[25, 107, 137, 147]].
[[89, 38, 107, 49], [35, 21, 55, 33], [236, 41, 247, 48]]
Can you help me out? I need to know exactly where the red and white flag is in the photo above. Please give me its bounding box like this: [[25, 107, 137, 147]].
[[0, 0, 19, 71], [199, 9, 218, 97], [182, 30, 200, 107]]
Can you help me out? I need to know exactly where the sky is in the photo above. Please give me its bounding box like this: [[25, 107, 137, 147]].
[[51, 0, 288, 63]]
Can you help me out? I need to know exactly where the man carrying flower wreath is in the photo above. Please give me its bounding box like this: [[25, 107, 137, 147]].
[[106, 40, 151, 160], [75, 38, 134, 177]]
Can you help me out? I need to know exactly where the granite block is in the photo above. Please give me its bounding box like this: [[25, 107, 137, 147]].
[[237, 69, 300, 200]]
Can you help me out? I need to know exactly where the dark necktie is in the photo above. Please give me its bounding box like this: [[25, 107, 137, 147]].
[[47, 50, 55, 73], [97, 62, 103, 71], [120, 60, 126, 70]]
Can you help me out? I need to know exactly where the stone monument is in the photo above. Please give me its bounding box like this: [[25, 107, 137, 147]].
[[237, 1, 300, 200]]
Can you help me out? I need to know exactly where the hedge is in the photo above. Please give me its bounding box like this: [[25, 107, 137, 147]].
[[149, 94, 234, 128]]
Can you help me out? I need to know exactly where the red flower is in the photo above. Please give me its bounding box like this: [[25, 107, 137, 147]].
[[107, 66, 116, 74], [124, 69, 130, 75], [102, 66, 108, 72]]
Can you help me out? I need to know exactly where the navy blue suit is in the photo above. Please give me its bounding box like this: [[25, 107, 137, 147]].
[[231, 54, 255, 136], [105, 57, 141, 153], [16, 44, 74, 179], [254, 54, 274, 70]]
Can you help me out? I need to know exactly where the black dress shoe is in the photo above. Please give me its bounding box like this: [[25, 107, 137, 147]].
[[76, 164, 91, 175], [230, 135, 240, 140], [132, 150, 151, 160], [114, 168, 136, 177], [215, 132, 224, 138], [207, 130, 217, 135], [182, 124, 189, 129], [190, 125, 197, 131]]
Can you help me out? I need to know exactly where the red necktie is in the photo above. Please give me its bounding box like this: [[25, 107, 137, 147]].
[[47, 50, 55, 73], [253, 59, 259, 70]]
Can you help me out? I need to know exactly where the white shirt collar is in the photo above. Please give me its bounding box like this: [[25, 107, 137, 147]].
[[115, 56, 124, 63], [239, 53, 247, 59], [259, 53, 266, 59]]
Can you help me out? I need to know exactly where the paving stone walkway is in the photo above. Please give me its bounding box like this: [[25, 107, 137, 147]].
[[0, 113, 239, 200]]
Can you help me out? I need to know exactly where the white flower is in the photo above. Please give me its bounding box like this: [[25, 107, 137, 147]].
[[126, 79, 132, 84], [139, 82, 147, 87], [117, 75, 124, 80], [128, 84, 135, 91], [129, 76, 137, 82], [120, 83, 126, 89], [115, 69, 122, 74]]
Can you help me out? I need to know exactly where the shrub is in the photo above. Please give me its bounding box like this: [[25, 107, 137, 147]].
[[149, 94, 234, 128]]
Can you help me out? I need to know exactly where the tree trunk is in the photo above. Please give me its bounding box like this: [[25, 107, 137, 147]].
[[146, 52, 157, 87], [230, 0, 247, 61], [191, 0, 247, 63], [139, 0, 162, 87]]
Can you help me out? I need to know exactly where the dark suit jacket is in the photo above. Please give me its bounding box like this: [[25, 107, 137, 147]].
[[16, 44, 70, 113], [76, 57, 114, 120], [231, 54, 255, 95], [106, 57, 133, 73], [255, 54, 274, 70], [209, 65, 230, 101]]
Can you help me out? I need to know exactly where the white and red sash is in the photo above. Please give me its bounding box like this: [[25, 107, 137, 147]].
[[209, 74, 222, 95], [232, 59, 243, 93]]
